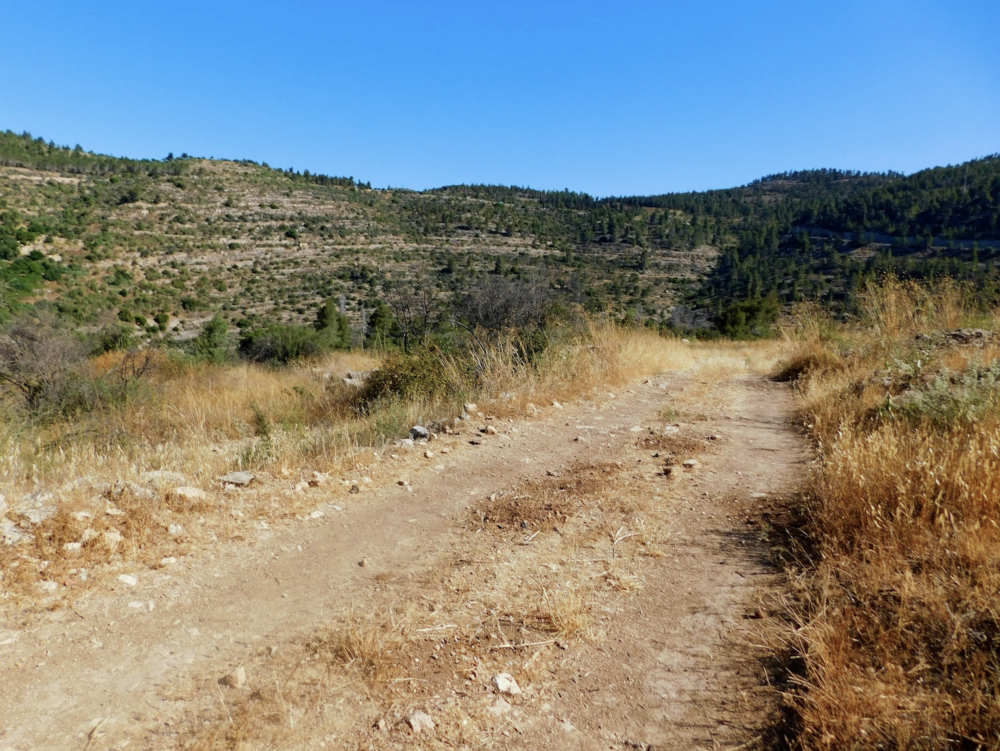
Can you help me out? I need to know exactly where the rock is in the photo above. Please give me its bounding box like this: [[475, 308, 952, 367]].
[[395, 438, 415, 447], [406, 710, 435, 733], [484, 425, 498, 436], [487, 697, 512, 716], [105, 504, 125, 517], [629, 425, 643, 432], [681, 338, 691, 344], [169, 487, 207, 504], [492, 673, 521, 695], [168, 523, 184, 537], [63, 542, 82, 555], [464, 403, 478, 413], [410, 425, 430, 440], [81, 528, 99, 543], [139, 470, 187, 488], [70, 510, 94, 521], [218, 471, 254, 487], [37, 580, 58, 592], [349, 484, 360, 494], [221, 666, 246, 688], [118, 573, 138, 587], [294, 481, 310, 492], [682, 459, 698, 468], [375, 718, 388, 731], [308, 471, 329, 487], [309, 510, 323, 519], [103, 529, 123, 547], [424, 450, 435, 459], [662, 425, 680, 435], [1, 519, 26, 546], [16, 491, 57, 525], [160, 557, 177, 566], [709, 434, 722, 441], [552, 401, 563, 409], [359, 556, 369, 567], [574, 436, 587, 442]]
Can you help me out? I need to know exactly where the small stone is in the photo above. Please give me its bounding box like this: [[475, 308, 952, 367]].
[[81, 528, 99, 543], [463, 403, 478, 413], [709, 434, 722, 441], [376, 718, 388, 731], [168, 523, 184, 537], [38, 580, 58, 592], [484, 425, 498, 436], [359, 556, 370, 567], [309, 510, 324, 519], [492, 673, 521, 695], [160, 557, 177, 566], [169, 487, 207, 504], [574, 436, 586, 442], [487, 697, 512, 716], [118, 574, 138, 587], [103, 529, 123, 547], [556, 639, 568, 650], [410, 425, 430, 440], [222, 666, 246, 688], [526, 403, 538, 414], [294, 481, 310, 492], [70, 510, 94, 521], [349, 484, 360, 494], [552, 401, 563, 409], [424, 450, 435, 459], [440, 447, 449, 454], [682, 459, 698, 468], [218, 471, 254, 487], [105, 505, 126, 517], [406, 710, 435, 733], [63, 542, 82, 555], [395, 438, 415, 447], [663, 425, 680, 435], [309, 471, 329, 487]]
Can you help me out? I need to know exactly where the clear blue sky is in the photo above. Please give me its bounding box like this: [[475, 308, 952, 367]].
[[1, 1, 997, 196]]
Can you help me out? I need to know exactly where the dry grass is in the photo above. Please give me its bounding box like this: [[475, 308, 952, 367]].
[[775, 279, 1000, 750]]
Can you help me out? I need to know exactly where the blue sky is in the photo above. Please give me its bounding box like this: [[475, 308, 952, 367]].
[[1, 1, 997, 195]]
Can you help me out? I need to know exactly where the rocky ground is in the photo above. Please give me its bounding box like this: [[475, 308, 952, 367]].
[[0, 369, 808, 750]]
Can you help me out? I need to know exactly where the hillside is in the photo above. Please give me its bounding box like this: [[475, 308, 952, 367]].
[[0, 131, 715, 345], [1, 129, 998, 343]]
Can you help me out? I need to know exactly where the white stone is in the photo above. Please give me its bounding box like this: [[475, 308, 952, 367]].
[[105, 505, 126, 517], [395, 438, 415, 447], [682, 459, 698, 468], [222, 666, 246, 688], [463, 403, 478, 413], [406, 710, 435, 733], [1, 519, 25, 546], [484, 425, 498, 436], [410, 425, 430, 440], [168, 524, 184, 537], [169, 487, 207, 504], [70, 510, 93, 521], [81, 528, 99, 543], [38, 580, 58, 592], [492, 673, 521, 695], [103, 529, 123, 547], [218, 471, 254, 486], [552, 401, 562, 409], [118, 574, 138, 587], [160, 557, 177, 566], [63, 542, 82, 555], [486, 697, 512, 716]]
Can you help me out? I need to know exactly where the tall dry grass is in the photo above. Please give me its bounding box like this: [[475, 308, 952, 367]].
[[778, 279, 1000, 749]]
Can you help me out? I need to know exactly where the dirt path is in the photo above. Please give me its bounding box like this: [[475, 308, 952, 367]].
[[0, 373, 807, 750]]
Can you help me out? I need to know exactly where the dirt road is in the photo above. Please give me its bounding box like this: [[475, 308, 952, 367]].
[[0, 371, 807, 750]]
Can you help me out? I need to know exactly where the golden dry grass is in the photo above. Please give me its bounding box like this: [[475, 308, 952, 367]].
[[776, 279, 1000, 749]]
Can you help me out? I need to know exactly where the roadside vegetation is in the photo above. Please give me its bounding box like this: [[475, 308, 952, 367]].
[[776, 278, 1000, 749]]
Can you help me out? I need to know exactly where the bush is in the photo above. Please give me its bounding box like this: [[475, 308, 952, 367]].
[[238, 324, 337, 364], [93, 324, 135, 354], [0, 317, 88, 416], [193, 315, 230, 363], [354, 349, 453, 410]]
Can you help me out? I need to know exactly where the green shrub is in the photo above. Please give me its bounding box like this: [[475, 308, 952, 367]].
[[354, 349, 453, 410], [193, 315, 230, 363], [238, 324, 336, 364]]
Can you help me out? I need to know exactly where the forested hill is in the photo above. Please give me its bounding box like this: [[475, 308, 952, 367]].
[[0, 128, 997, 341]]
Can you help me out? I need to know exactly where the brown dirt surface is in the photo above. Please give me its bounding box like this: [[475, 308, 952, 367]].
[[0, 372, 809, 750]]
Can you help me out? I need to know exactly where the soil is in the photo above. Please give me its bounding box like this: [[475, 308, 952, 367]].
[[0, 373, 809, 750]]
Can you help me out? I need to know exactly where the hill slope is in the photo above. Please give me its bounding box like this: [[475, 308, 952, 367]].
[[1, 129, 997, 340]]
